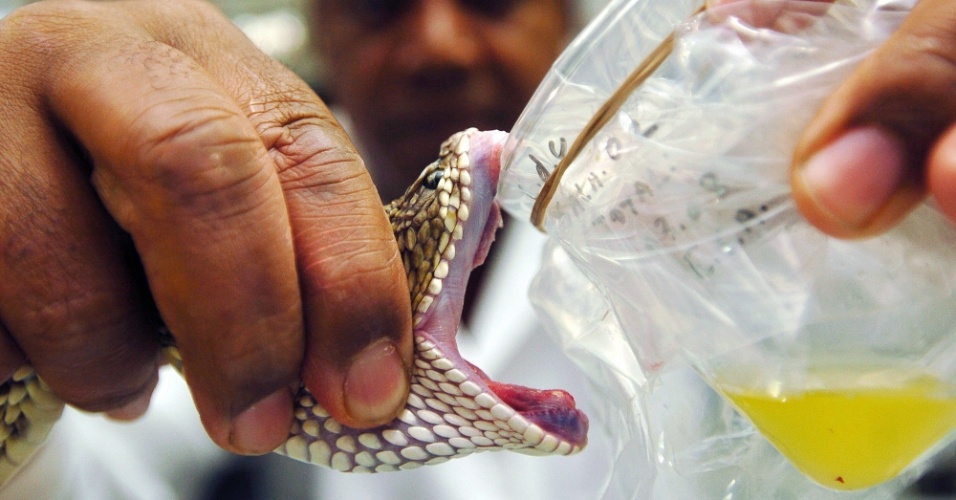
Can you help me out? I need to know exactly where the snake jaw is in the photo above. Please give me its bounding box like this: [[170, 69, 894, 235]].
[[273, 129, 589, 472], [406, 130, 588, 452]]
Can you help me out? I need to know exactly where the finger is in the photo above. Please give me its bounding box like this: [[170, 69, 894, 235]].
[[928, 123, 956, 222], [140, 2, 414, 427], [791, 0, 956, 237], [0, 5, 165, 416], [34, 5, 300, 452], [276, 130, 413, 429]]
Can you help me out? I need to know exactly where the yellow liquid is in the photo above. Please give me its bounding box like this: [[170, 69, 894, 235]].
[[719, 374, 956, 490]]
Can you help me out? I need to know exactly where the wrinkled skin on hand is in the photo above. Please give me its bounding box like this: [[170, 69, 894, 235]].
[[0, 0, 412, 455], [710, 0, 956, 238]]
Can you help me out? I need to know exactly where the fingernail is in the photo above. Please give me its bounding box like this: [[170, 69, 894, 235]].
[[798, 126, 906, 229], [229, 388, 291, 454], [344, 339, 408, 425], [105, 390, 153, 421]]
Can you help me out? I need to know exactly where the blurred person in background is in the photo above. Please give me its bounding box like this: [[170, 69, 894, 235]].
[[312, 0, 572, 201]]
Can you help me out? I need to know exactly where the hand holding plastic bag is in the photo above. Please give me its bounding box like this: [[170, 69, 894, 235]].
[[499, 0, 956, 497]]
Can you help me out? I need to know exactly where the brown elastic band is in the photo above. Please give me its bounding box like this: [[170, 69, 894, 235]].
[[530, 4, 707, 231]]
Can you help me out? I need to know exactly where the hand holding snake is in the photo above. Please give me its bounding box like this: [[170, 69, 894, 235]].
[[0, 0, 587, 483], [0, 0, 415, 460]]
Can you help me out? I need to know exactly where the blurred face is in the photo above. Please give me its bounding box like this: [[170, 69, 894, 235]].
[[314, 0, 569, 199]]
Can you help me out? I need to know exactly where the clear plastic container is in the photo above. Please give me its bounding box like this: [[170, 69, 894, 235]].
[[499, 0, 954, 495]]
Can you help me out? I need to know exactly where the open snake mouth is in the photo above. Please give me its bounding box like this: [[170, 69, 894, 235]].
[[405, 129, 587, 459], [278, 129, 587, 472]]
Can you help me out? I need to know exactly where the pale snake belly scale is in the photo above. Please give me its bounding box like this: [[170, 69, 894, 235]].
[[0, 128, 588, 483]]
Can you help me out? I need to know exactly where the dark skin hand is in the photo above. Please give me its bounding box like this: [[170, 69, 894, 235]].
[[0, 0, 412, 455], [789, 0, 956, 238], [711, 0, 956, 238]]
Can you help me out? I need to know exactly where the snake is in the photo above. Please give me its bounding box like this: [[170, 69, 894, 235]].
[[0, 128, 588, 483]]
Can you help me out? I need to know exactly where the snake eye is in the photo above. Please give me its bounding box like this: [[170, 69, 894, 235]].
[[423, 169, 443, 190]]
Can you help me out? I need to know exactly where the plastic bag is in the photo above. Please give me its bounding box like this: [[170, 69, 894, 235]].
[[498, 0, 956, 497]]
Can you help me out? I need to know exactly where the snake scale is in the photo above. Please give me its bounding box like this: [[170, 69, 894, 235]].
[[0, 128, 588, 484]]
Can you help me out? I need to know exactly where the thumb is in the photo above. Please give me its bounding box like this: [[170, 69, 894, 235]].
[[791, 0, 956, 238]]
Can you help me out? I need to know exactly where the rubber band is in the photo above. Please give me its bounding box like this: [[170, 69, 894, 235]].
[[530, 3, 707, 231]]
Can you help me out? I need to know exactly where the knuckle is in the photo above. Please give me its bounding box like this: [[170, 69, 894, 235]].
[[124, 103, 274, 221], [246, 89, 367, 195], [277, 140, 367, 195], [264, 117, 369, 196]]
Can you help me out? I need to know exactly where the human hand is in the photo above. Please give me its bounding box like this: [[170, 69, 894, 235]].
[[788, 0, 956, 238], [0, 0, 411, 455], [708, 0, 956, 238]]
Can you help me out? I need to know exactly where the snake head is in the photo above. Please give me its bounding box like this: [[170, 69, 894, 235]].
[[388, 128, 504, 329], [280, 129, 588, 472]]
